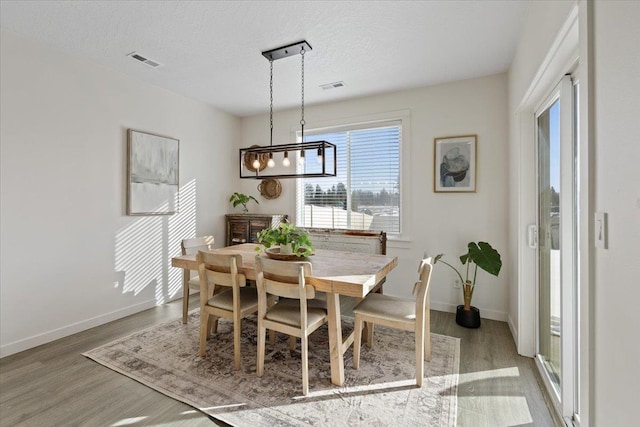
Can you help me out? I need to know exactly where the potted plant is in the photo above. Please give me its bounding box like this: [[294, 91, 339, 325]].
[[229, 192, 259, 213], [434, 241, 502, 328], [255, 222, 315, 258]]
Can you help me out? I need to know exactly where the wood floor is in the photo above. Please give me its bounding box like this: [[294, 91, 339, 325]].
[[0, 295, 556, 426]]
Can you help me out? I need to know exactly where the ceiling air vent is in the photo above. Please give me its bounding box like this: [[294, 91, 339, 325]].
[[127, 52, 162, 69], [320, 81, 345, 90]]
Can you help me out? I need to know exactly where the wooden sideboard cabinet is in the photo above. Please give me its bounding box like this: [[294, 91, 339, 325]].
[[225, 214, 288, 246]]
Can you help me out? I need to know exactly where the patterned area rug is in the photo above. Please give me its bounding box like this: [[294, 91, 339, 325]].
[[83, 312, 459, 426]]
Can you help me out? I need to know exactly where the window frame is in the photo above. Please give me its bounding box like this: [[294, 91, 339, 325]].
[[292, 110, 411, 241]]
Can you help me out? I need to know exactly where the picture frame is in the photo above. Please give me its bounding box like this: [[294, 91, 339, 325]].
[[434, 134, 477, 193], [127, 129, 179, 215]]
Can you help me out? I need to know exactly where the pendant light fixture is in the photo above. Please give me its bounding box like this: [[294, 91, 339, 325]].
[[239, 40, 336, 179]]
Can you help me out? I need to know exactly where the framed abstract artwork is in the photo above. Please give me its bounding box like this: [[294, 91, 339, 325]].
[[434, 134, 477, 193], [127, 129, 179, 215]]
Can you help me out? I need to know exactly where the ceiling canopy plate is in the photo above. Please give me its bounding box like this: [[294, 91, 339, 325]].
[[261, 40, 312, 61]]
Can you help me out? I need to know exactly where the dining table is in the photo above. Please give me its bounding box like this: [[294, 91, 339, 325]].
[[171, 242, 398, 387]]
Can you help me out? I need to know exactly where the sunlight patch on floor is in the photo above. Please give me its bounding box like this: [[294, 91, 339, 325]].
[[458, 366, 520, 381], [457, 367, 533, 426], [460, 396, 532, 426], [198, 402, 248, 411], [110, 416, 147, 426], [292, 378, 417, 400]]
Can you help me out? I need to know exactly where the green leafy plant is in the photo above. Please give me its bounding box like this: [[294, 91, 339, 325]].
[[255, 222, 315, 258], [229, 192, 259, 213], [434, 242, 502, 311]]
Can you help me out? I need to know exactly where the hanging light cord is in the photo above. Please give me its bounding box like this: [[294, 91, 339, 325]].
[[300, 46, 305, 143], [269, 59, 274, 147]]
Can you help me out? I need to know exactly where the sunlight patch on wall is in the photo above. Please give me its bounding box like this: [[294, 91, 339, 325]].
[[168, 179, 197, 297], [114, 179, 197, 305], [114, 214, 163, 296]]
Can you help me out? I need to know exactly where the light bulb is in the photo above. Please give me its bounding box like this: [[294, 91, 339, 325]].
[[282, 152, 290, 167], [317, 147, 323, 164], [252, 156, 260, 169], [299, 150, 305, 165], [267, 153, 275, 168]]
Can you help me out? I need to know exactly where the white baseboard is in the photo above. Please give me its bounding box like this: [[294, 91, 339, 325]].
[[430, 300, 508, 322], [1, 299, 158, 358]]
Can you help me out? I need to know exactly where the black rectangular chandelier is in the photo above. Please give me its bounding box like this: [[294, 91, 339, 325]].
[[239, 140, 337, 179], [239, 40, 337, 179]]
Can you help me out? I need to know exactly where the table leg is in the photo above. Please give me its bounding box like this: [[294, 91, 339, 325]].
[[182, 269, 190, 324], [326, 292, 344, 386]]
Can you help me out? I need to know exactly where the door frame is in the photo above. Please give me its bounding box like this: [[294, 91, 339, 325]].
[[512, 3, 592, 425], [533, 74, 577, 421]]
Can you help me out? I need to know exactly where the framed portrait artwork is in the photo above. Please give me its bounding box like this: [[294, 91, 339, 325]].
[[127, 129, 179, 215], [434, 135, 477, 193]]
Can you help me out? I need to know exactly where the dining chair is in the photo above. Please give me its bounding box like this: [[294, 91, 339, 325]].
[[352, 257, 433, 387], [180, 236, 215, 323], [255, 256, 328, 395], [196, 251, 259, 371]]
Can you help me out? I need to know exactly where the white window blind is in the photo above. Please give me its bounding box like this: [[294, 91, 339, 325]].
[[296, 121, 401, 234]]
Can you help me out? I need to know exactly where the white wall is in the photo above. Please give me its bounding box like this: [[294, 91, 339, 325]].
[[591, 1, 640, 424], [507, 0, 576, 353], [0, 30, 240, 357], [508, 0, 640, 424], [237, 74, 510, 321]]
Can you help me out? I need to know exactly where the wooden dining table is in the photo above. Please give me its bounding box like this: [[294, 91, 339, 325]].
[[171, 243, 398, 387]]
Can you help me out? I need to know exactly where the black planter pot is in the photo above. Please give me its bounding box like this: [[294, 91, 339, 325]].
[[456, 305, 481, 328]]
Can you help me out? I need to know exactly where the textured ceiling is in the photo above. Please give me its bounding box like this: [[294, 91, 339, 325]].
[[0, 1, 529, 117]]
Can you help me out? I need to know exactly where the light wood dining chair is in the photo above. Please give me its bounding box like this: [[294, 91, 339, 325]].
[[196, 251, 259, 371], [255, 256, 328, 395], [180, 236, 215, 323], [352, 257, 433, 387]]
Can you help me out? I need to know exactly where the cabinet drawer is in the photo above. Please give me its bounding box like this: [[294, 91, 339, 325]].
[[249, 221, 269, 242], [229, 221, 248, 244]]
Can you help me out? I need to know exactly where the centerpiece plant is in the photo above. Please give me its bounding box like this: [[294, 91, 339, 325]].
[[255, 222, 315, 258]]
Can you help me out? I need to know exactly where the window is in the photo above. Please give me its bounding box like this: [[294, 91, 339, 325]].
[[295, 120, 401, 234]]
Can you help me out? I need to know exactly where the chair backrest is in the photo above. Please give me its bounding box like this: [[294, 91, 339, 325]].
[[413, 257, 433, 314], [181, 236, 215, 255], [255, 257, 316, 336], [196, 251, 246, 291], [255, 257, 315, 300]]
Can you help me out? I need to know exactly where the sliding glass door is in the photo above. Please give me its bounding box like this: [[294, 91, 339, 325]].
[[535, 75, 577, 420], [537, 94, 561, 392]]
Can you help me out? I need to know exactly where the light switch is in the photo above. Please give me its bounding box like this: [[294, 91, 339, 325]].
[[595, 212, 608, 249]]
